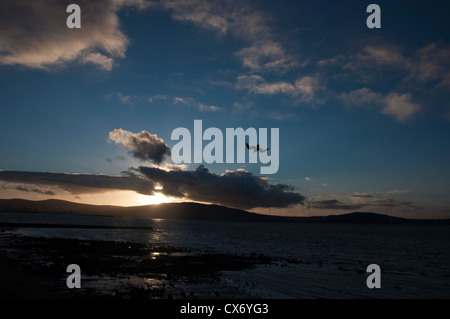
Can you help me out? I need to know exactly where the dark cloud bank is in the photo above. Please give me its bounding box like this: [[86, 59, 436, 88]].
[[133, 165, 305, 209], [0, 170, 155, 196], [0, 167, 305, 210]]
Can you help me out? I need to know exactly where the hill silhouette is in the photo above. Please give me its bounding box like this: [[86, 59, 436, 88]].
[[0, 198, 449, 224]]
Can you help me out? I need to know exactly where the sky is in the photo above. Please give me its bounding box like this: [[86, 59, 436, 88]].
[[0, 0, 449, 218]]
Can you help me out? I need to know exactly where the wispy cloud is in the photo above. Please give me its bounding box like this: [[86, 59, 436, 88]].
[[106, 155, 128, 164], [349, 192, 373, 199], [235, 40, 298, 73], [307, 196, 421, 211], [307, 199, 363, 210], [2, 184, 55, 196], [384, 189, 411, 195], [152, 0, 299, 73], [408, 43, 450, 88], [321, 43, 450, 121], [356, 46, 410, 68], [340, 87, 421, 122], [105, 93, 141, 105], [148, 95, 222, 112], [236, 75, 320, 102]]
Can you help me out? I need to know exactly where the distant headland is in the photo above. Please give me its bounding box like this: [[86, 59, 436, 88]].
[[1, 198, 449, 225]]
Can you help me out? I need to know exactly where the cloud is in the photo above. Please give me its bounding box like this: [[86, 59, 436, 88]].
[[232, 100, 297, 121], [236, 75, 293, 94], [108, 129, 171, 164], [105, 93, 141, 105], [357, 46, 409, 67], [0, 168, 419, 212], [0, 0, 146, 70], [294, 77, 320, 102], [2, 184, 55, 196], [304, 177, 311, 181], [236, 75, 320, 102], [106, 155, 128, 163], [335, 45, 411, 79], [327, 43, 450, 89], [308, 196, 420, 211], [152, 0, 298, 72], [349, 192, 373, 199], [381, 92, 420, 122], [307, 199, 363, 210], [133, 165, 305, 209], [0, 0, 301, 73], [322, 43, 450, 121], [385, 189, 411, 195], [235, 40, 298, 73], [340, 88, 420, 122], [408, 43, 450, 88], [340, 87, 383, 107], [0, 164, 306, 210], [148, 95, 222, 112], [0, 170, 155, 195], [81, 52, 114, 71], [365, 199, 417, 208]]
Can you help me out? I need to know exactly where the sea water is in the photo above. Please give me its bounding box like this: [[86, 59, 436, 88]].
[[1, 212, 450, 298]]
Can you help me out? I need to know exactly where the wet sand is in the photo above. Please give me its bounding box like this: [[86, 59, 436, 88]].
[[0, 231, 272, 299]]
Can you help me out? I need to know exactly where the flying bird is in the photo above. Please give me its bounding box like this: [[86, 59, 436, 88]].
[[246, 143, 269, 153]]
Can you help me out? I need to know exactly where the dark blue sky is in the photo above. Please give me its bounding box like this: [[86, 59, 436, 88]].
[[0, 0, 449, 218]]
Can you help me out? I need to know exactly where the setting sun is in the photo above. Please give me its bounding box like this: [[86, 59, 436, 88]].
[[136, 192, 175, 206]]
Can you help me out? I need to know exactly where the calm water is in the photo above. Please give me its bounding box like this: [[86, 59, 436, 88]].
[[2, 211, 450, 298]]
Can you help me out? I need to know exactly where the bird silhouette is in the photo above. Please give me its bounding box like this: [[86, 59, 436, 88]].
[[246, 143, 269, 153]]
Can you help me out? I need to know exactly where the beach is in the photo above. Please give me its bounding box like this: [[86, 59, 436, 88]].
[[1, 212, 450, 299], [0, 230, 272, 299]]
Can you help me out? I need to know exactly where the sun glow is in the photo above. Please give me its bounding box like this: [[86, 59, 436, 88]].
[[1, 183, 177, 207], [136, 192, 175, 205]]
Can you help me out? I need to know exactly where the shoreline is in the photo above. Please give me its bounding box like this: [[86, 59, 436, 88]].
[[0, 230, 272, 299], [0, 222, 153, 230]]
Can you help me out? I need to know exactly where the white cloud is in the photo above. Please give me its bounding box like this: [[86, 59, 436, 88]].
[[198, 103, 221, 112], [340, 88, 420, 122], [148, 94, 222, 112], [81, 53, 115, 71], [154, 0, 298, 73], [235, 40, 298, 73], [357, 46, 409, 67], [0, 0, 147, 70], [382, 92, 420, 122], [340, 87, 383, 107], [236, 75, 320, 102], [305, 177, 311, 181], [294, 76, 319, 102]]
